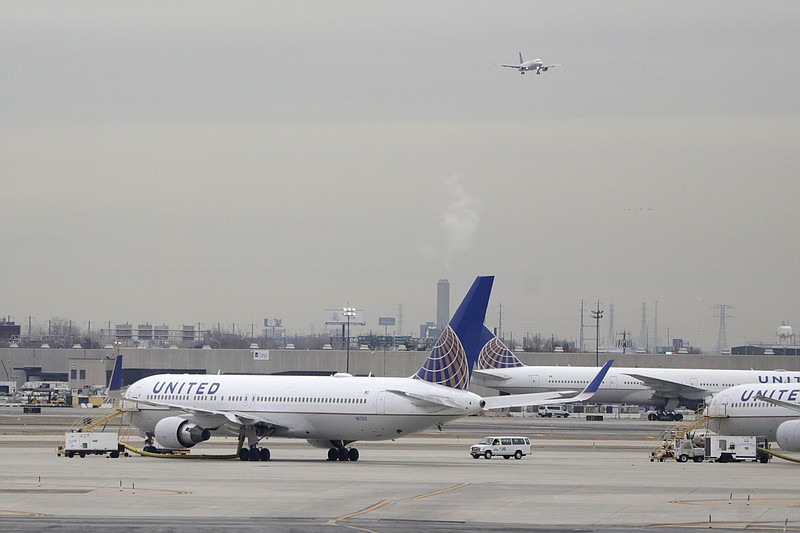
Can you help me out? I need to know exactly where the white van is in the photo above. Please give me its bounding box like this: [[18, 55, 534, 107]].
[[538, 405, 569, 418], [470, 436, 531, 460]]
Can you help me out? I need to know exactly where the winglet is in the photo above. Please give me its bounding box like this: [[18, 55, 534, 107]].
[[479, 359, 614, 410], [106, 354, 123, 399], [566, 359, 614, 402]]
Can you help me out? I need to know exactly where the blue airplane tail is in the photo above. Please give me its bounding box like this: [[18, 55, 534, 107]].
[[477, 326, 525, 369], [106, 354, 123, 398], [413, 276, 493, 389]]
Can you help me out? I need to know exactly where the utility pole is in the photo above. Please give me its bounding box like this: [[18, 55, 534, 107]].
[[591, 301, 603, 366], [617, 330, 631, 354]]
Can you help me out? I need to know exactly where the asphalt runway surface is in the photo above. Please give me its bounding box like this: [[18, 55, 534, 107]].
[[1, 411, 800, 532]]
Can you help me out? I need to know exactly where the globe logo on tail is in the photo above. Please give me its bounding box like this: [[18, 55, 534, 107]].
[[477, 335, 524, 370], [414, 325, 469, 390]]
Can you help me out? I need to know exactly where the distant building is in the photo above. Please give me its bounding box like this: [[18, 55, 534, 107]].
[[731, 345, 800, 356], [419, 321, 440, 339], [0, 318, 20, 340]]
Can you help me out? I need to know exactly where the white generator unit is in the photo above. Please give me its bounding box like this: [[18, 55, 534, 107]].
[[59, 432, 123, 458], [704, 435, 758, 463]]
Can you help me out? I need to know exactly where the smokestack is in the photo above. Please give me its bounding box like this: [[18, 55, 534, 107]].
[[436, 279, 450, 331]]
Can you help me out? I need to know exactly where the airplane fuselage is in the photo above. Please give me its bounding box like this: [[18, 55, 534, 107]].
[[123, 373, 484, 446], [707, 383, 800, 444], [473, 366, 800, 408]]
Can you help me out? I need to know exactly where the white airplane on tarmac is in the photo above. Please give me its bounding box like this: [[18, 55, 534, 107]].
[[472, 337, 800, 420], [497, 52, 561, 75], [706, 383, 800, 452], [112, 276, 613, 462]]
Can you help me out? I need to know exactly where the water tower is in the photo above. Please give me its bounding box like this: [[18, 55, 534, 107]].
[[777, 322, 795, 345]]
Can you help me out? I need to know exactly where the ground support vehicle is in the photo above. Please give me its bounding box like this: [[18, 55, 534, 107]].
[[57, 431, 124, 458], [470, 436, 531, 460], [674, 438, 705, 463], [704, 435, 770, 463], [646, 409, 684, 421], [537, 405, 569, 418]]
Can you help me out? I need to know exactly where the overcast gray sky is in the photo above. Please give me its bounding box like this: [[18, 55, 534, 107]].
[[3, 1, 799, 350]]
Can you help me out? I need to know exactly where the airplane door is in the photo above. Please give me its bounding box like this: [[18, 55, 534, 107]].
[[531, 375, 539, 389], [376, 391, 386, 414], [709, 395, 728, 417], [690, 377, 699, 387], [609, 376, 617, 388]]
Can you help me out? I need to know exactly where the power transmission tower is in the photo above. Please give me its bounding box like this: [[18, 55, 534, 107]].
[[606, 304, 615, 349], [713, 304, 733, 354]]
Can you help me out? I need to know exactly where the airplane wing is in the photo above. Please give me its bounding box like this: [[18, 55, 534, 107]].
[[622, 373, 710, 399], [482, 360, 614, 410], [497, 63, 522, 68], [127, 397, 289, 430], [471, 369, 512, 382], [386, 389, 462, 409], [756, 395, 800, 414], [542, 63, 562, 69]]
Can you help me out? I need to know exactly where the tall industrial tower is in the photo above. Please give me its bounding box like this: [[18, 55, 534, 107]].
[[713, 304, 733, 354], [639, 302, 648, 352], [436, 279, 450, 332], [397, 304, 404, 337], [606, 304, 615, 348]]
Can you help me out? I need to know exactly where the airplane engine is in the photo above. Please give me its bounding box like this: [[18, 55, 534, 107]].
[[776, 419, 800, 452], [154, 417, 211, 449], [540, 66, 548, 72]]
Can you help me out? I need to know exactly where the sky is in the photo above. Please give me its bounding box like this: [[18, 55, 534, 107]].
[[2, 1, 799, 351]]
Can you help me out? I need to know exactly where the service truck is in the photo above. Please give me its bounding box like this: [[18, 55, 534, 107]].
[[58, 431, 124, 458]]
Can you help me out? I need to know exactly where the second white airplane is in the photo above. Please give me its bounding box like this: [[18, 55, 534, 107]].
[[472, 338, 800, 416], [497, 52, 561, 75]]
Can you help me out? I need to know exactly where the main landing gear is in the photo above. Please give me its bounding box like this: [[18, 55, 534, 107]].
[[239, 445, 271, 461], [327, 447, 359, 462]]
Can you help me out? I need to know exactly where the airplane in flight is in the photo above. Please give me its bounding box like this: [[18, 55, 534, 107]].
[[497, 52, 561, 75], [472, 336, 800, 418], [705, 383, 800, 452], [114, 276, 613, 462]]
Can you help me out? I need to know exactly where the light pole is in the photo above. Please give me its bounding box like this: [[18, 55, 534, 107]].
[[591, 301, 603, 366], [342, 307, 356, 374]]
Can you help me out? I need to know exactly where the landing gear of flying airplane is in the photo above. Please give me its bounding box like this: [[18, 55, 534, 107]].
[[327, 447, 359, 462], [239, 445, 271, 461]]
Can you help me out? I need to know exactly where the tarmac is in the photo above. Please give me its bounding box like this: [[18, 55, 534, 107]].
[[1, 409, 800, 532]]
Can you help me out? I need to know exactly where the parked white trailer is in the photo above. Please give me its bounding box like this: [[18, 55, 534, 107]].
[[58, 432, 123, 458], [704, 435, 769, 463]]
